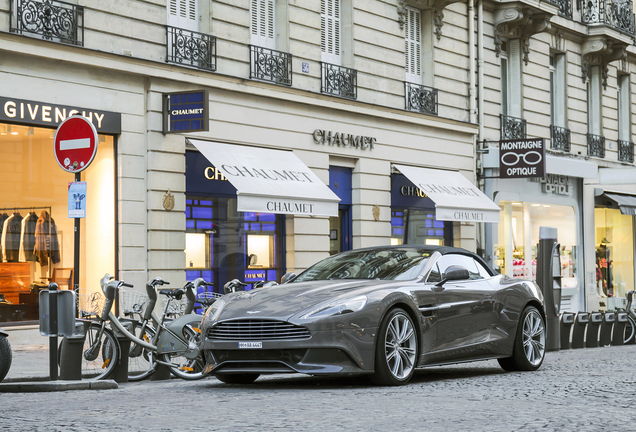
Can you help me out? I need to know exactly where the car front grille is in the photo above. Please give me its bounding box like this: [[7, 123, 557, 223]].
[[207, 320, 311, 341]]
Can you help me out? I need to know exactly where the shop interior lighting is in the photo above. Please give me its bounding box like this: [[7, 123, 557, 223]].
[[26, 127, 34, 136], [98, 134, 106, 143], [512, 202, 522, 206], [0, 125, 6, 135], [532, 204, 541, 207], [543, 205, 551, 208], [9, 125, 17, 135], [49, 130, 55, 139]]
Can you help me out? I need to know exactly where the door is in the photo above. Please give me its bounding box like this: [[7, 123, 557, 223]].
[[432, 254, 496, 353]]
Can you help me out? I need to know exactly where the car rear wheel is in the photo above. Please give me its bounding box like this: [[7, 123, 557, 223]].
[[498, 305, 545, 372], [371, 308, 418, 386], [215, 373, 260, 384]]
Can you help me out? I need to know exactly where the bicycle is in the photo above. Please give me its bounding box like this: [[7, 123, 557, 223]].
[[78, 274, 214, 381], [623, 290, 636, 344]]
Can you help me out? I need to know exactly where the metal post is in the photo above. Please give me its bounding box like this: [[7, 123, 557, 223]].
[[49, 282, 59, 381], [74, 172, 81, 317]]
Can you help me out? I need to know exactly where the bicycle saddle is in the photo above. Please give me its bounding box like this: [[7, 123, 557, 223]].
[[159, 288, 186, 299]]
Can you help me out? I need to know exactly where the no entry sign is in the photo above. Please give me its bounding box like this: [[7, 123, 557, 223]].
[[54, 115, 98, 173]]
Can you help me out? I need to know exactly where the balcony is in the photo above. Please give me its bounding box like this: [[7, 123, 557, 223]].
[[10, 0, 84, 46], [587, 133, 606, 158], [321, 63, 357, 100], [404, 83, 438, 116], [249, 46, 292, 86], [551, 125, 571, 151], [500, 114, 527, 140], [618, 140, 634, 163], [555, 0, 572, 19], [166, 26, 216, 72], [581, 0, 636, 36]]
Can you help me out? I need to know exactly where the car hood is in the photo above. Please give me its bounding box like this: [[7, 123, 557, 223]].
[[215, 279, 395, 321]]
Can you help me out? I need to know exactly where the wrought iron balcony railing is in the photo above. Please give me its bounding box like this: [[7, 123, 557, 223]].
[[10, 0, 84, 46], [321, 63, 357, 100], [556, 0, 573, 19], [166, 26, 216, 72], [500, 114, 527, 140], [249, 45, 292, 86], [618, 139, 634, 163], [405, 82, 438, 116], [551, 125, 571, 151], [581, 0, 636, 36], [587, 133, 606, 158]]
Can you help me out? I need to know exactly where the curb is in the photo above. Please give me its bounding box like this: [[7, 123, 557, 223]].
[[0, 379, 118, 393]]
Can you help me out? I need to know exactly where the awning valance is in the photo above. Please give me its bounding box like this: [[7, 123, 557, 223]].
[[393, 164, 501, 223], [599, 191, 636, 216], [188, 140, 340, 217]]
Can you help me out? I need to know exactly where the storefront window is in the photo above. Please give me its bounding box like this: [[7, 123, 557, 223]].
[[594, 207, 634, 299], [185, 196, 284, 295], [391, 209, 451, 246], [0, 123, 115, 324], [494, 201, 577, 288]]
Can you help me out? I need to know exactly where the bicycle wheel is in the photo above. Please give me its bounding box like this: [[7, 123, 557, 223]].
[[81, 323, 119, 380], [624, 315, 636, 344], [128, 324, 157, 382], [160, 325, 206, 380]]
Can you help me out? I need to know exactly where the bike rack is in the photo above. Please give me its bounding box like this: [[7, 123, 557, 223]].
[[560, 312, 575, 350], [612, 312, 628, 346], [59, 321, 87, 380]]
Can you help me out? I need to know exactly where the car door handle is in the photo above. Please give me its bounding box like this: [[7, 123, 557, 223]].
[[418, 304, 451, 316]]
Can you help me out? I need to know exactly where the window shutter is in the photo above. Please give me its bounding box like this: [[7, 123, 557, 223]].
[[251, 0, 276, 48], [554, 54, 566, 127], [167, 0, 198, 31], [618, 75, 630, 141], [404, 7, 422, 83], [509, 39, 522, 118], [321, 0, 341, 64]]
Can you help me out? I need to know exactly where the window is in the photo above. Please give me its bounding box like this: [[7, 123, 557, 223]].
[[501, 40, 522, 118], [390, 209, 451, 246], [251, 0, 275, 49], [405, 6, 422, 84], [618, 74, 631, 142], [168, 0, 198, 31], [588, 66, 602, 136], [436, 255, 483, 280], [550, 53, 566, 127], [495, 201, 578, 288], [321, 0, 341, 65], [595, 208, 634, 299]]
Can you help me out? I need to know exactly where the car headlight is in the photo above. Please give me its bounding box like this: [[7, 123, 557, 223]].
[[299, 295, 367, 320], [203, 297, 227, 323]]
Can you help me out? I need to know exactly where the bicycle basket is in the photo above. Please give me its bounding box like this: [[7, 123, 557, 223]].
[[120, 290, 150, 319], [196, 292, 224, 303], [78, 291, 106, 317]]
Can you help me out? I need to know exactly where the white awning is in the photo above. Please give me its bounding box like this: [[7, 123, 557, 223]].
[[188, 139, 340, 217], [394, 164, 501, 223]]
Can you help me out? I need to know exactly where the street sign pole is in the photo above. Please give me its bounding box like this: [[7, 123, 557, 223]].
[[73, 172, 81, 317]]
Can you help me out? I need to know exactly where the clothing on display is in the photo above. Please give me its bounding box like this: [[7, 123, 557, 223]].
[[34, 210, 60, 266], [2, 212, 23, 263], [0, 213, 7, 262], [18, 212, 38, 262]]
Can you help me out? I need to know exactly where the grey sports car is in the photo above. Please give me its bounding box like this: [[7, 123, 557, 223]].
[[200, 245, 546, 386]]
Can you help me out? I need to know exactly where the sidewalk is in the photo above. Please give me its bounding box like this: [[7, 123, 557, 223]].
[[4, 344, 51, 382]]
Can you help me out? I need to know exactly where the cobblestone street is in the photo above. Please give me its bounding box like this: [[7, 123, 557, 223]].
[[2, 344, 636, 431]]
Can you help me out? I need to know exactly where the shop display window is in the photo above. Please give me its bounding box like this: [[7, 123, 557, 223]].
[[0, 123, 115, 324], [185, 196, 283, 299], [494, 201, 577, 288], [390, 209, 451, 246], [594, 208, 634, 299]]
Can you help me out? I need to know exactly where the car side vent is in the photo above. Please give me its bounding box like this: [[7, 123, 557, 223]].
[[208, 320, 311, 341]]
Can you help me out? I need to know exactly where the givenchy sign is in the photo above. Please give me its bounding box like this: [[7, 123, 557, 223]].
[[499, 138, 546, 178], [1, 96, 121, 134], [313, 129, 376, 150]]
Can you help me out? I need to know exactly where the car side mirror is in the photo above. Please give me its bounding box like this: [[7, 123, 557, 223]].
[[436, 265, 470, 287], [281, 272, 297, 284]]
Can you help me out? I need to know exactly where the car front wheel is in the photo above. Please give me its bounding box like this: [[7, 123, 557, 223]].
[[371, 308, 418, 386], [498, 305, 546, 372]]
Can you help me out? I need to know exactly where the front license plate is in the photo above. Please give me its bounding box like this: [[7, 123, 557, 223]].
[[238, 342, 262, 349]]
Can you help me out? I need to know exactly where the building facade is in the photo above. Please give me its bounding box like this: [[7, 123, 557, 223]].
[[0, 0, 495, 340]]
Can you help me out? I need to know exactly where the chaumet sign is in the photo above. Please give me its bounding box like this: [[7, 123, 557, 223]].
[[0, 96, 121, 134]]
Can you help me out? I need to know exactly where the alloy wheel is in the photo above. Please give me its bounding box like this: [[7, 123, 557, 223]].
[[522, 309, 545, 366], [384, 312, 417, 380]]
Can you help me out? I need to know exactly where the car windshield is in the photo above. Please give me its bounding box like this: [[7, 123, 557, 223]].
[[292, 249, 433, 282]]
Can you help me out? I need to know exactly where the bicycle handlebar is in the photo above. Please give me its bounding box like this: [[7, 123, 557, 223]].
[[121, 282, 134, 288]]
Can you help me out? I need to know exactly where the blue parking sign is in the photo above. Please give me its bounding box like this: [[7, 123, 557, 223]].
[[68, 182, 87, 218]]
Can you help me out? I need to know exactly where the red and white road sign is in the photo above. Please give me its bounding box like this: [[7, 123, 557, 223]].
[[53, 115, 99, 173]]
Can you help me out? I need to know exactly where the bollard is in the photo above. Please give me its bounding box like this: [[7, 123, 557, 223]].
[[560, 312, 575, 350], [151, 363, 171, 381], [586, 312, 603, 348], [612, 312, 628, 346], [599, 312, 615, 346], [59, 321, 86, 380], [571, 312, 588, 349]]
